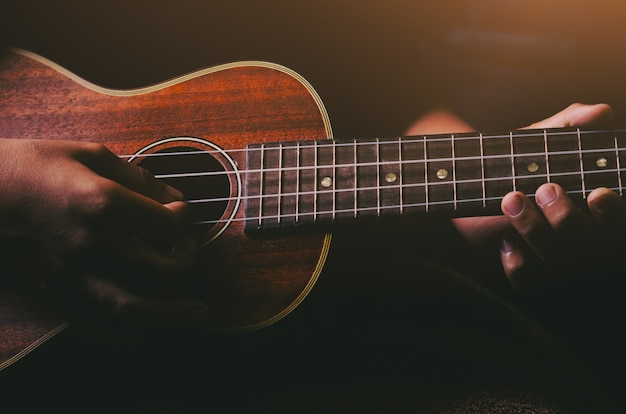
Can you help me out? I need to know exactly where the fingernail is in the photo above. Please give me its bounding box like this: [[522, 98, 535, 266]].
[[503, 194, 525, 217], [589, 193, 611, 213], [536, 184, 557, 207], [501, 238, 514, 254]]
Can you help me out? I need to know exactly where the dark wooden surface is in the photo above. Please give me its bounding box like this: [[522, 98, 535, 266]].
[[0, 283, 66, 370]]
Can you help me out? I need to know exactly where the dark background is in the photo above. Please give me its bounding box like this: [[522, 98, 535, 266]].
[[3, 0, 626, 138], [3, 2, 626, 411]]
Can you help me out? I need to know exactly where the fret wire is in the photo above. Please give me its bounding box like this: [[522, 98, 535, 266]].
[[577, 128, 586, 198], [258, 143, 265, 226], [295, 141, 301, 222], [189, 143, 626, 204], [205, 167, 626, 213], [156, 146, 624, 180], [232, 186, 616, 227], [479, 132, 486, 208], [313, 140, 318, 221], [423, 136, 429, 212], [277, 143, 283, 224], [332, 139, 336, 220], [233, 167, 625, 204], [376, 138, 381, 216], [353, 138, 358, 218], [398, 137, 404, 214], [176, 130, 626, 227], [451, 134, 458, 210], [509, 131, 516, 192], [543, 129, 551, 182], [615, 134, 623, 196], [211, 131, 626, 222], [123, 128, 626, 161]]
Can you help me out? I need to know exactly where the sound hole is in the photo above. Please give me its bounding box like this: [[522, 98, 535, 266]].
[[137, 146, 230, 241]]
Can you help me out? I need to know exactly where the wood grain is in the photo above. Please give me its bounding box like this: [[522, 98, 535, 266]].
[[0, 49, 333, 369]]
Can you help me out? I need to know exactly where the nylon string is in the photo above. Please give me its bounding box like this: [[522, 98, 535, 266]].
[[111, 128, 626, 225]]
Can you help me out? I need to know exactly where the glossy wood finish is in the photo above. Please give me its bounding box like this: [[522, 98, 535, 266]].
[[0, 50, 333, 368]]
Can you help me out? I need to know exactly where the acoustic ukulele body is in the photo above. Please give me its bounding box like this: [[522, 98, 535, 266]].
[[0, 49, 333, 369]]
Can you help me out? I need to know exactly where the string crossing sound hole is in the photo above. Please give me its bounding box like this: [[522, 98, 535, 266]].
[[137, 145, 231, 244]]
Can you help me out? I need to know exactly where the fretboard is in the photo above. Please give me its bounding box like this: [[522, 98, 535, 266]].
[[244, 128, 624, 231]]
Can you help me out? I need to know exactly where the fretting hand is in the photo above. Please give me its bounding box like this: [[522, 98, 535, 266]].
[[499, 103, 624, 290], [406, 103, 625, 291]]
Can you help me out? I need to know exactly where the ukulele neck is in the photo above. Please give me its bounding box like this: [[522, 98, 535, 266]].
[[245, 128, 624, 231]]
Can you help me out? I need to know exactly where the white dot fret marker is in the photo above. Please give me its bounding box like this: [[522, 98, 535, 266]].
[[597, 158, 608, 168], [436, 169, 448, 180], [320, 176, 333, 188], [385, 172, 397, 183], [527, 162, 539, 173]]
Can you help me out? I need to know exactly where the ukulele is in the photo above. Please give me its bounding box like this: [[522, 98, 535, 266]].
[[0, 49, 623, 370]]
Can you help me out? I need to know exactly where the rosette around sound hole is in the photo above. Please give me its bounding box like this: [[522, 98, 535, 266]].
[[137, 145, 232, 245]]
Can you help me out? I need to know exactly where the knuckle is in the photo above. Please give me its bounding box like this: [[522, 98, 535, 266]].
[[127, 162, 154, 184], [66, 227, 97, 252], [134, 164, 154, 181], [545, 204, 582, 234], [548, 211, 571, 232], [81, 142, 111, 159], [83, 276, 142, 322], [510, 214, 536, 237], [567, 102, 584, 110], [25, 139, 48, 157], [130, 164, 176, 201], [74, 178, 119, 219]]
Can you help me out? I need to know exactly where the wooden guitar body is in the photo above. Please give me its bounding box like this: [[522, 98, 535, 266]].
[[0, 50, 332, 368]]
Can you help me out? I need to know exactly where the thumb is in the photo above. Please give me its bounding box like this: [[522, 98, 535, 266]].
[[524, 103, 614, 130]]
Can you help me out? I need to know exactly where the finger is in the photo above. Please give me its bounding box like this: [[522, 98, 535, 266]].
[[587, 188, 626, 253], [405, 108, 476, 135], [73, 142, 184, 203], [98, 181, 186, 242], [452, 216, 512, 249], [535, 183, 593, 230], [76, 234, 198, 287], [524, 103, 614, 130], [115, 234, 198, 278], [587, 187, 626, 229], [501, 191, 559, 264], [534, 183, 598, 249], [500, 237, 546, 291], [81, 274, 211, 328]]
